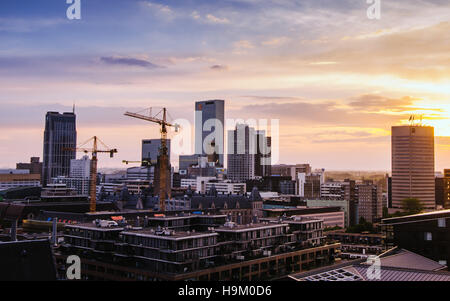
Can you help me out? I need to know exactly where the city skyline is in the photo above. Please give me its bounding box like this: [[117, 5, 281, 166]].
[[0, 0, 449, 170]]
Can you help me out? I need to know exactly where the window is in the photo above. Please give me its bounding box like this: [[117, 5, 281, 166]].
[[424, 232, 432, 241], [438, 218, 446, 228]]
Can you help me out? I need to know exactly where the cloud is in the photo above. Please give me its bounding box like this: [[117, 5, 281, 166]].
[[0, 17, 67, 33], [261, 37, 290, 46], [348, 95, 444, 113], [233, 40, 254, 49], [141, 1, 173, 14], [191, 11, 230, 25], [100, 56, 161, 69], [210, 64, 228, 71], [205, 14, 230, 24], [231, 94, 421, 128]]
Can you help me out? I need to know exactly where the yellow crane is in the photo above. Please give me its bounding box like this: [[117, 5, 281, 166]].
[[65, 136, 117, 213], [122, 160, 151, 166], [124, 108, 178, 212]]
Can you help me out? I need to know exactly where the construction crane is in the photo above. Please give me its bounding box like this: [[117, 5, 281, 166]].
[[122, 160, 151, 166], [64, 136, 117, 213], [124, 108, 178, 212]]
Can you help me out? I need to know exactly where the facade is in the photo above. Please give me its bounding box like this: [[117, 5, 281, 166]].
[[227, 124, 256, 182], [263, 207, 345, 229], [357, 181, 382, 223], [271, 164, 311, 177], [52, 176, 90, 196], [16, 157, 43, 175], [51, 155, 91, 195], [42, 111, 77, 186], [391, 125, 435, 210], [306, 199, 350, 228], [228, 124, 269, 182], [382, 210, 450, 268], [70, 155, 90, 178], [59, 213, 339, 281], [189, 188, 264, 224], [0, 171, 41, 191], [444, 169, 450, 209], [195, 100, 225, 167], [179, 155, 200, 173], [436, 176, 445, 208], [142, 139, 171, 165], [254, 132, 272, 177], [386, 175, 392, 208], [326, 230, 385, 257], [304, 172, 323, 199]]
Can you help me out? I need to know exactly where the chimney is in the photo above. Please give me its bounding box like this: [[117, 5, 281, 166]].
[[51, 217, 58, 246], [135, 216, 140, 227], [237, 213, 242, 225], [252, 214, 259, 224], [10, 219, 18, 242]]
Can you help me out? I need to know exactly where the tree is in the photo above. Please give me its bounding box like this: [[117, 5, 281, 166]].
[[382, 207, 389, 218], [401, 198, 423, 214]]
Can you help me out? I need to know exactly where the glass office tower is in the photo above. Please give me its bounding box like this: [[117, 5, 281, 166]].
[[43, 112, 77, 186]]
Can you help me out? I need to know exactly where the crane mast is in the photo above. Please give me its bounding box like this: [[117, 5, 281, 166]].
[[64, 136, 117, 213], [124, 107, 178, 212]]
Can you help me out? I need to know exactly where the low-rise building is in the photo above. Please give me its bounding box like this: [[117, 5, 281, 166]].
[[59, 212, 340, 281]]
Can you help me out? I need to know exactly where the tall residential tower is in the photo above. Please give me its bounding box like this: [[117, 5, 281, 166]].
[[391, 125, 435, 210]]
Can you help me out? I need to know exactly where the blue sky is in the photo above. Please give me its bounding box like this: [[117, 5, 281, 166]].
[[1, 0, 450, 170]]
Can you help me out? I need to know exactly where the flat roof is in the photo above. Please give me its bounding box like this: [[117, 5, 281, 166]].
[[215, 222, 289, 232], [65, 223, 125, 232], [121, 229, 218, 240], [382, 209, 450, 224]]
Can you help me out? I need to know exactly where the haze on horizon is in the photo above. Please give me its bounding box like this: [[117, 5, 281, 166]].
[[0, 0, 449, 171]]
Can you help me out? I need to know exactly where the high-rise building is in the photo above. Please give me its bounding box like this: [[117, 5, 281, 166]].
[[70, 155, 90, 178], [178, 154, 200, 176], [255, 132, 271, 177], [227, 124, 256, 182], [227, 124, 274, 183], [43, 111, 77, 186], [386, 174, 392, 208], [142, 139, 171, 166], [357, 181, 382, 224], [391, 125, 435, 210], [52, 155, 91, 195], [195, 100, 225, 167], [443, 169, 450, 209]]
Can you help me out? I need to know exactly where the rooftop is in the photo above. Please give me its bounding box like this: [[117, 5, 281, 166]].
[[289, 248, 449, 281], [215, 222, 289, 232], [382, 209, 450, 224]]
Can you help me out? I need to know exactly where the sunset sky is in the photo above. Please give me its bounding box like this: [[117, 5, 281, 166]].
[[0, 0, 449, 171]]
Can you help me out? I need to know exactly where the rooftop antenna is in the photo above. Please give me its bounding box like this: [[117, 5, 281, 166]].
[[73, 102, 76, 114]]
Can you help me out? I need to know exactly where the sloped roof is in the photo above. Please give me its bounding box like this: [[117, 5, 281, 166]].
[[191, 195, 252, 210], [374, 249, 446, 271]]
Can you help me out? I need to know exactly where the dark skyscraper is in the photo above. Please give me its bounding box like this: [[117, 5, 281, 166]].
[[142, 139, 171, 166], [195, 100, 224, 167], [42, 112, 77, 186]]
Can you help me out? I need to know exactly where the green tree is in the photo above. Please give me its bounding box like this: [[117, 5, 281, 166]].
[[382, 207, 389, 218], [401, 198, 423, 214]]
